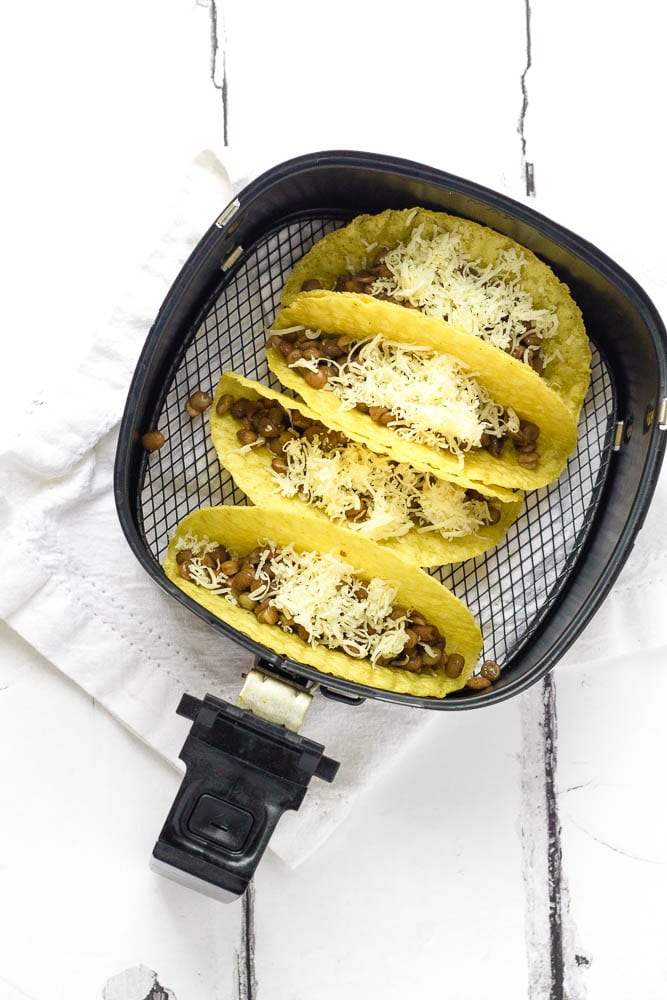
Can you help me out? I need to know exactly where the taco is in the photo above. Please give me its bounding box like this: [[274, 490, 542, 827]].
[[281, 207, 591, 421], [267, 290, 579, 495], [164, 505, 483, 697], [209, 371, 522, 568]]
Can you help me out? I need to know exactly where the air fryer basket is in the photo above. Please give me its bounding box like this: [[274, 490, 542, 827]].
[[114, 150, 667, 709]]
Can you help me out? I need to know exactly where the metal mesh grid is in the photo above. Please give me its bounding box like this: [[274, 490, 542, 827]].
[[444, 353, 614, 662], [139, 214, 616, 669]]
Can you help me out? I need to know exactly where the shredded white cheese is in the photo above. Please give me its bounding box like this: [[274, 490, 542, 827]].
[[268, 547, 407, 662], [274, 435, 493, 541], [307, 334, 518, 461], [177, 536, 410, 664], [174, 531, 219, 557], [366, 225, 559, 360]]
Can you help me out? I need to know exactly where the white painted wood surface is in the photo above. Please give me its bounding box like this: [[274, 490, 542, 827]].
[[2, 1, 667, 998]]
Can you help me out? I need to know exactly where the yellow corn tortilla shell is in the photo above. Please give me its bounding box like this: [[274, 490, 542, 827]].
[[210, 372, 523, 568], [164, 505, 483, 698], [281, 207, 591, 421], [268, 290, 579, 494]]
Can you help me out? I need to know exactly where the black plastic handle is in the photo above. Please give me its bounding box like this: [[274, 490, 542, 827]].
[[152, 693, 339, 899]]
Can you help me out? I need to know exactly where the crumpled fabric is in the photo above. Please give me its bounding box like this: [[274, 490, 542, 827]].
[[1, 150, 665, 867]]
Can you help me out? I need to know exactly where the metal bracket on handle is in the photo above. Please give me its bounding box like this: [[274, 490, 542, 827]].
[[152, 675, 339, 901], [658, 397, 667, 430], [237, 665, 313, 732]]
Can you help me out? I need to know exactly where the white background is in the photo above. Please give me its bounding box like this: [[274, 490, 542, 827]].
[[2, 2, 667, 998]]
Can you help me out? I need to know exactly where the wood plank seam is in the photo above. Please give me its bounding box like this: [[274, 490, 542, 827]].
[[543, 674, 565, 999], [519, 0, 535, 196], [237, 881, 258, 999], [209, 0, 229, 145]]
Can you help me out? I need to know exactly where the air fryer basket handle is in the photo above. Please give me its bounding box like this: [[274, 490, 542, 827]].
[[152, 692, 339, 900]]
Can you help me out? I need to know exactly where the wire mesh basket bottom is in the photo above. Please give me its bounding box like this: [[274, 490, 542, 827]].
[[139, 214, 615, 671]]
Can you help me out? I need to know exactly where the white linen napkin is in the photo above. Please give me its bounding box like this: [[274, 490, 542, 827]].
[[1, 150, 666, 868]]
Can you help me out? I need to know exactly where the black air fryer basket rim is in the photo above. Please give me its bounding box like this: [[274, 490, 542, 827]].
[[114, 149, 667, 710]]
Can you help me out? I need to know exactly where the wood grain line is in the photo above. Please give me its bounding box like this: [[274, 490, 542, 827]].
[[519, 0, 535, 195], [209, 0, 229, 145], [237, 881, 258, 1000], [520, 677, 567, 999], [542, 674, 564, 999]]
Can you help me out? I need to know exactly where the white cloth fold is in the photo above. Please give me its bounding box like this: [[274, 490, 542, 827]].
[[1, 150, 666, 867]]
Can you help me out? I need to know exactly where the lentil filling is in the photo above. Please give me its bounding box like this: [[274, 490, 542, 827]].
[[216, 389, 504, 535], [302, 240, 550, 375], [175, 534, 461, 676], [267, 328, 542, 469]]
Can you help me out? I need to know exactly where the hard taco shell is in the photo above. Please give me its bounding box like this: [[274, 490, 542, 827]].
[[210, 372, 522, 568], [164, 505, 483, 698], [268, 290, 579, 495], [281, 207, 591, 421]]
